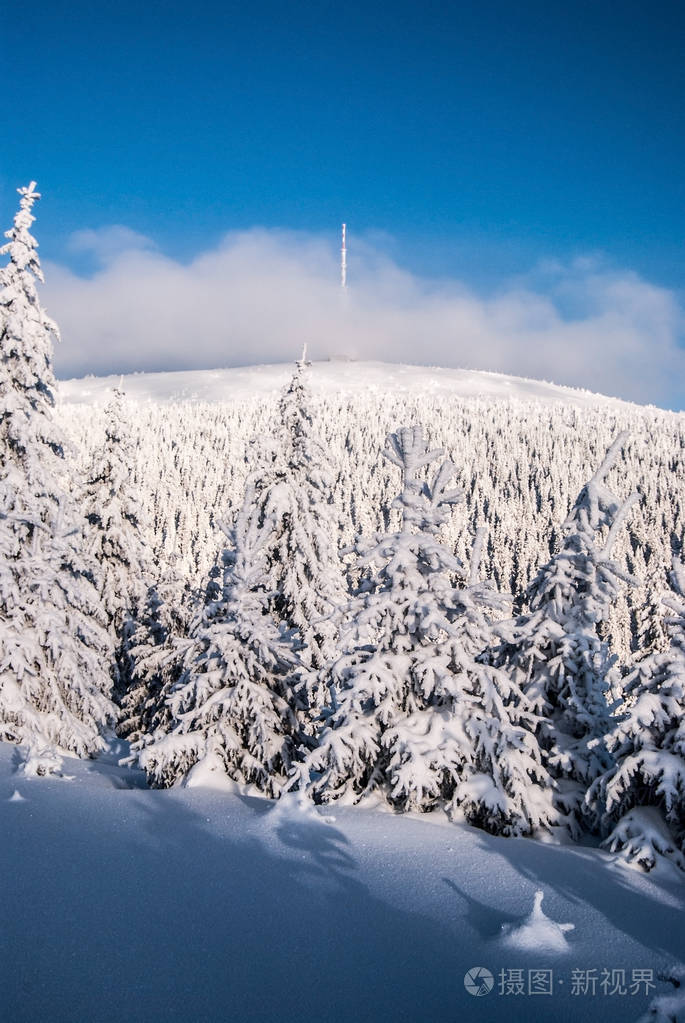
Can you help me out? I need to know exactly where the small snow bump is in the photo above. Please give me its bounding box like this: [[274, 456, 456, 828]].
[[500, 889, 574, 954]]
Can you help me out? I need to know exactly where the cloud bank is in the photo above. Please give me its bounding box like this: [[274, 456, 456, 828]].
[[43, 227, 685, 409]]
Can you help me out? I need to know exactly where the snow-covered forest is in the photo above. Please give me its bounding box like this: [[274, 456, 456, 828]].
[[61, 370, 685, 666], [3, 182, 685, 888]]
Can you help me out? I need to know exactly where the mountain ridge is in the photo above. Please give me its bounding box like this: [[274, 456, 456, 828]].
[[57, 359, 665, 411]]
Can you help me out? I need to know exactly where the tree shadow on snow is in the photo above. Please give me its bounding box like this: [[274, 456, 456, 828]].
[[443, 876, 521, 939], [1, 775, 467, 1023], [458, 829, 685, 962]]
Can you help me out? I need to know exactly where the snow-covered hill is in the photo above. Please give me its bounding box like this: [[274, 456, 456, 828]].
[[2, 740, 683, 1023], [58, 359, 643, 409], [55, 359, 685, 667]]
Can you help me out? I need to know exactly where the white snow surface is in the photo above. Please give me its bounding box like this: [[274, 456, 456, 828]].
[[57, 359, 645, 409], [2, 740, 683, 1023]]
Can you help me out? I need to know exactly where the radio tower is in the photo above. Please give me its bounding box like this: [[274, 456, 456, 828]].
[[340, 222, 347, 289]]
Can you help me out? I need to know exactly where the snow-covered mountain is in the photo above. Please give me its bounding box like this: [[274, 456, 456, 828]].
[[56, 359, 685, 669], [58, 358, 643, 408]]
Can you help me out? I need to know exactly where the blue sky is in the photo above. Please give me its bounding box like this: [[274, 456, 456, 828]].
[[3, 1, 685, 404]]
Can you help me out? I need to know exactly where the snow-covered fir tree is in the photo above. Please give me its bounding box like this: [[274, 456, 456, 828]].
[[630, 566, 670, 659], [587, 558, 685, 871], [137, 480, 304, 794], [300, 426, 555, 837], [248, 350, 346, 715], [492, 433, 637, 833], [0, 182, 116, 771], [120, 555, 194, 745], [82, 382, 150, 702]]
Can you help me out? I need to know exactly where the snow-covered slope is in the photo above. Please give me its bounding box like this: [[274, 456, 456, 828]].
[[2, 741, 682, 1023], [58, 359, 642, 408]]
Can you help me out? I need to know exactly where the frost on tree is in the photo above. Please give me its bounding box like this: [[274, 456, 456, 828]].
[[493, 433, 637, 833], [302, 426, 555, 837], [138, 483, 304, 794], [0, 182, 115, 771], [248, 353, 346, 716], [83, 382, 150, 704], [587, 558, 685, 872], [58, 375, 685, 667], [120, 556, 193, 746]]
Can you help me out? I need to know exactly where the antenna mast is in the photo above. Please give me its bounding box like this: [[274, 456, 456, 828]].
[[340, 222, 347, 289]]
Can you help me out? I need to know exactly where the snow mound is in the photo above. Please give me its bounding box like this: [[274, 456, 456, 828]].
[[8, 789, 25, 802], [500, 889, 575, 954], [268, 790, 337, 825], [20, 744, 70, 779], [181, 750, 252, 794]]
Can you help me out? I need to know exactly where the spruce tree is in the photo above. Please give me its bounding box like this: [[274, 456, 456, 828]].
[[119, 556, 193, 745], [493, 434, 637, 833], [249, 352, 346, 715], [0, 182, 116, 771], [587, 558, 685, 871], [301, 426, 555, 836], [137, 482, 303, 794], [83, 382, 150, 702]]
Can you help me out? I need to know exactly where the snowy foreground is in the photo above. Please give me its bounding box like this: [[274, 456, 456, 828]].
[[3, 741, 684, 1023]]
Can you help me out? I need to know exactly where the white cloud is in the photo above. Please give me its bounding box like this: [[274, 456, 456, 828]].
[[42, 227, 685, 408], [66, 225, 155, 266]]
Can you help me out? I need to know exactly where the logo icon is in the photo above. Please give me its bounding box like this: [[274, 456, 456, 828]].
[[464, 967, 495, 996]]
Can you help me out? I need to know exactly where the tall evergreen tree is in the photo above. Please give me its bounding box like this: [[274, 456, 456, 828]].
[[493, 434, 637, 833], [119, 555, 193, 745], [249, 352, 346, 715], [137, 481, 303, 794], [587, 558, 685, 871], [300, 426, 555, 837], [0, 182, 116, 771], [83, 382, 150, 702]]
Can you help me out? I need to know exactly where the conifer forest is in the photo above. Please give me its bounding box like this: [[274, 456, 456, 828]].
[[3, 183, 685, 882]]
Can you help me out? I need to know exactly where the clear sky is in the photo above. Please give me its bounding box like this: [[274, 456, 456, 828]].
[[2, 1, 685, 405]]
